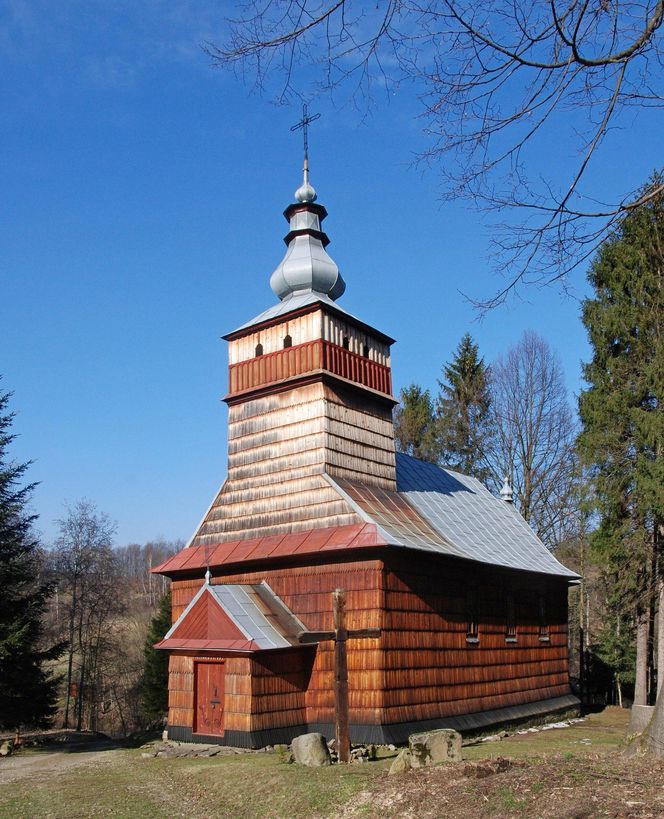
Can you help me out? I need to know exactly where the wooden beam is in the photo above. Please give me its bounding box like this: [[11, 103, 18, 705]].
[[298, 630, 336, 644], [333, 588, 350, 764], [298, 628, 381, 644]]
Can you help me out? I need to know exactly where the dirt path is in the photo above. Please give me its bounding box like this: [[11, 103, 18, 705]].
[[0, 746, 125, 785]]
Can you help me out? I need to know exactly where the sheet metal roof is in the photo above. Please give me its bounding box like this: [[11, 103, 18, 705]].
[[391, 452, 577, 578], [155, 581, 307, 653], [154, 456, 577, 580], [332, 477, 467, 558]]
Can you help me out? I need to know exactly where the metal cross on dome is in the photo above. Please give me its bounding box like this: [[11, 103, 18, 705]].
[[290, 103, 321, 163]]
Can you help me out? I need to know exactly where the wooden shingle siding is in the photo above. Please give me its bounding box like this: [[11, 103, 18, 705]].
[[217, 561, 383, 728], [170, 550, 572, 738], [379, 552, 570, 726], [190, 380, 397, 549], [169, 560, 385, 732]]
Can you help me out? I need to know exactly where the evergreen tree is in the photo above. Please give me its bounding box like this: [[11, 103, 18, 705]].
[[394, 384, 439, 463], [141, 590, 171, 724], [578, 173, 664, 705], [0, 384, 62, 734], [436, 333, 492, 482]]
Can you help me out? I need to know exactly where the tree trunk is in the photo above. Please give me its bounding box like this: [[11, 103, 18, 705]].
[[635, 611, 651, 706], [657, 579, 664, 699]]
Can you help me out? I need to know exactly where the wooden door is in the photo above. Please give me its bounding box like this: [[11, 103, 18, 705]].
[[194, 661, 225, 736]]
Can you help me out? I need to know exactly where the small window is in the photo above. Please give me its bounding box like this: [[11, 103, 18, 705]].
[[505, 594, 517, 642], [283, 335, 292, 349], [342, 336, 350, 350], [362, 344, 370, 358], [255, 343, 263, 357], [466, 589, 479, 644], [538, 595, 550, 642]]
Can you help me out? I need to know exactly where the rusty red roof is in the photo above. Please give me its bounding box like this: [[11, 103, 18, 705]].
[[155, 637, 260, 652], [152, 522, 388, 576]]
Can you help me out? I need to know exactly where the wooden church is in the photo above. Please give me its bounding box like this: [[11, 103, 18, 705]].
[[153, 154, 579, 748]]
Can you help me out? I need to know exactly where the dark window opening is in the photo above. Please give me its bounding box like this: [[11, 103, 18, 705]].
[[538, 595, 550, 641], [466, 590, 479, 643], [506, 594, 517, 641], [362, 344, 370, 358], [342, 336, 350, 350], [283, 334, 292, 348], [255, 343, 263, 357]]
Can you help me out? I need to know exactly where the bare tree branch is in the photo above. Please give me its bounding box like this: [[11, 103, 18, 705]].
[[205, 1, 664, 306]]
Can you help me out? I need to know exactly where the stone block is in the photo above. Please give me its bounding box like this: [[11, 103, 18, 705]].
[[291, 733, 331, 767], [408, 728, 462, 768]]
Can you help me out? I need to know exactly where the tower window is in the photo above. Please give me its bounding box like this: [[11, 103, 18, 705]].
[[283, 334, 292, 349], [506, 594, 517, 642], [342, 336, 349, 350], [255, 343, 263, 357], [362, 344, 370, 358]]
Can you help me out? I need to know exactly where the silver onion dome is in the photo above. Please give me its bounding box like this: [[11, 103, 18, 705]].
[[269, 162, 346, 301]]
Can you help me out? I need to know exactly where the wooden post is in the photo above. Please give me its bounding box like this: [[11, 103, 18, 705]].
[[298, 591, 380, 764], [333, 589, 350, 764]]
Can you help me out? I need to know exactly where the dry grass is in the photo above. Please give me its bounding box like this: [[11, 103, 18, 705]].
[[2, 708, 663, 818]]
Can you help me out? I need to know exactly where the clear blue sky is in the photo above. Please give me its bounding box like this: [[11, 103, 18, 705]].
[[2, 2, 660, 546]]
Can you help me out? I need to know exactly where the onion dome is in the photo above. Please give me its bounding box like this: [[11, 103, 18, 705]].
[[269, 160, 346, 301], [500, 476, 514, 503]]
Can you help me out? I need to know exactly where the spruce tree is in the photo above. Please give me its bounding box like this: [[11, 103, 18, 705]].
[[141, 590, 171, 724], [578, 173, 664, 705], [394, 384, 439, 463], [0, 384, 62, 734], [436, 333, 492, 482]]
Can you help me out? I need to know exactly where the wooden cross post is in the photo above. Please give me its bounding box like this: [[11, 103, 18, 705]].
[[299, 588, 381, 763]]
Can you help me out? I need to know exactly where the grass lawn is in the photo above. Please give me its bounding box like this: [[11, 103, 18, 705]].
[[1, 708, 661, 818]]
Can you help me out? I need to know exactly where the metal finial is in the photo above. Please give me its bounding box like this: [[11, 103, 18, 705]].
[[500, 476, 514, 503], [291, 104, 320, 203]]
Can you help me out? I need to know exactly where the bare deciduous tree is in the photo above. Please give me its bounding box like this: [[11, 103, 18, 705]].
[[487, 330, 578, 546], [207, 1, 663, 305], [52, 500, 120, 730]]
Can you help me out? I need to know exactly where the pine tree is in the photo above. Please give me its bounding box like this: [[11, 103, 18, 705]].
[[0, 384, 62, 735], [436, 333, 492, 482], [394, 384, 439, 463], [141, 590, 171, 724], [578, 173, 664, 706]]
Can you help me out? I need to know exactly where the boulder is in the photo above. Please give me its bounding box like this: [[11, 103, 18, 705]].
[[408, 728, 462, 768], [388, 748, 412, 775], [0, 740, 14, 757], [290, 733, 331, 767]]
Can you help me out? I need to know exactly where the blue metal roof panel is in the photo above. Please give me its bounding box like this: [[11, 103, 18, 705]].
[[208, 584, 304, 650], [395, 452, 577, 578]]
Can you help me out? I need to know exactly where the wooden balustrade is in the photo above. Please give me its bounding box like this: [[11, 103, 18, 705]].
[[228, 339, 392, 396]]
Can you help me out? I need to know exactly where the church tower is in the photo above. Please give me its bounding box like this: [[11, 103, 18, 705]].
[[190, 160, 397, 549]]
